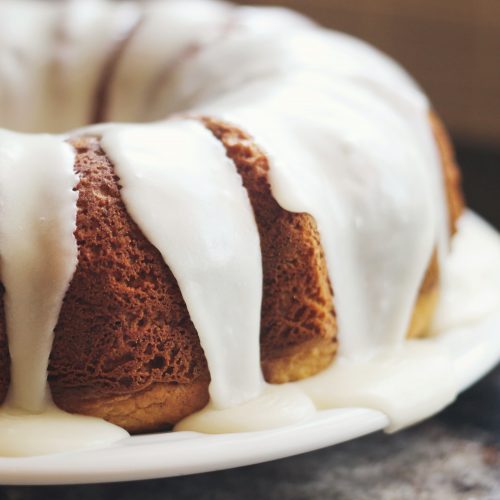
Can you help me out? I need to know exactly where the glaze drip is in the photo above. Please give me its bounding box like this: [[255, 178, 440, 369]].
[[0, 130, 127, 456], [0, 131, 78, 411], [101, 120, 264, 409], [195, 77, 444, 360]]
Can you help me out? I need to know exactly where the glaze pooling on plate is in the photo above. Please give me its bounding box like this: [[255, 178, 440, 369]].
[[0, 0, 490, 456]]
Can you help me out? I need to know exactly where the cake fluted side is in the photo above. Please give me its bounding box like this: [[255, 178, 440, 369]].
[[200, 117, 338, 383]]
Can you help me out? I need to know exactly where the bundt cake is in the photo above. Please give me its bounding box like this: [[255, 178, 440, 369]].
[[0, 0, 470, 454]]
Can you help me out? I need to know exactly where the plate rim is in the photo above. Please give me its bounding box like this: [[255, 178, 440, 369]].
[[0, 310, 499, 486]]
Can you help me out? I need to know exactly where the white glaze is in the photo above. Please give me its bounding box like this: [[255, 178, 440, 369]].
[[433, 211, 500, 332], [0, 131, 78, 411], [0, 1, 59, 133], [175, 212, 500, 433], [200, 73, 441, 360], [0, 0, 315, 131], [106, 0, 233, 124], [0, 405, 128, 458], [101, 120, 264, 408], [45, 0, 142, 132], [297, 341, 456, 433], [0, 0, 142, 133], [175, 385, 315, 433], [0, 0, 495, 455], [0, 130, 127, 456], [175, 16, 452, 359], [142, 3, 314, 121]]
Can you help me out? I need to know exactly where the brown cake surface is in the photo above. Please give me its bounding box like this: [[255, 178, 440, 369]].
[[201, 117, 338, 384]]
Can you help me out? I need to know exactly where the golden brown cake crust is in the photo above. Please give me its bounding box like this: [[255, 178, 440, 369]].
[[55, 376, 210, 434], [49, 136, 210, 423], [430, 112, 464, 231]]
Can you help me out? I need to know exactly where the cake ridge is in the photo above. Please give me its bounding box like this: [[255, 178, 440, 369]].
[[199, 115, 339, 382]]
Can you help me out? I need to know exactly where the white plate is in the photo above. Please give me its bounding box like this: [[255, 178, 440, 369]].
[[0, 310, 499, 486]]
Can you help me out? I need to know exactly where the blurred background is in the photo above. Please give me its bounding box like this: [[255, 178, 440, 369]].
[[233, 0, 500, 230]]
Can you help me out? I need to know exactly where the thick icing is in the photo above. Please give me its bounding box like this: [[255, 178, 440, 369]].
[[175, 385, 315, 433], [0, 0, 315, 132], [100, 120, 264, 409], [155, 17, 449, 359], [0, 0, 142, 133], [0, 406, 127, 458], [0, 1, 59, 133], [297, 342, 456, 433], [105, 0, 233, 124], [201, 74, 440, 360], [432, 212, 500, 332], [0, 130, 78, 411], [0, 130, 127, 456]]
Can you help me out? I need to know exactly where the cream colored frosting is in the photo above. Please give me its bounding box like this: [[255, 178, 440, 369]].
[[174, 20, 451, 359], [175, 385, 316, 433], [0, 405, 128, 457], [0, 0, 497, 455], [0, 131, 78, 411], [0, 1, 59, 133], [0, 130, 127, 456], [101, 120, 264, 409]]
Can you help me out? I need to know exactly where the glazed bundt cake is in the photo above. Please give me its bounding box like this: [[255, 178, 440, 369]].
[[0, 0, 467, 452]]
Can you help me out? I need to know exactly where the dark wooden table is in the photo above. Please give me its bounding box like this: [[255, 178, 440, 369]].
[[1, 144, 499, 500]]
